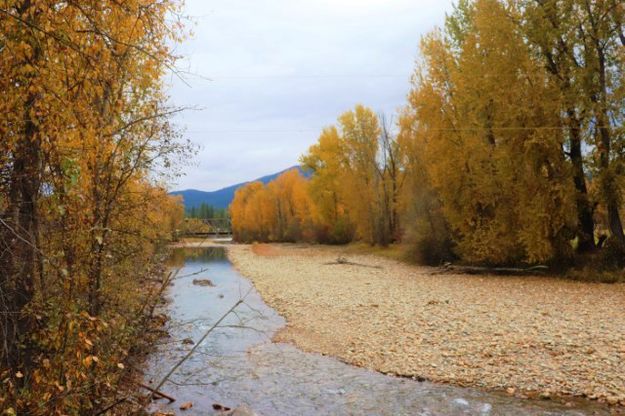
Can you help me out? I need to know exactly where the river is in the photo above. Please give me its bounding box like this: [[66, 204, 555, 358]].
[[143, 246, 607, 415]]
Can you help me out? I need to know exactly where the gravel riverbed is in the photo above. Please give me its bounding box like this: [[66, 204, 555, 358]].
[[228, 243, 625, 409]]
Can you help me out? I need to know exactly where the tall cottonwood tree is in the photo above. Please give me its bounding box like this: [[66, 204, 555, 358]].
[[517, 0, 625, 250], [301, 105, 403, 245], [300, 127, 355, 243], [377, 116, 405, 243], [339, 105, 384, 244], [397, 109, 456, 264], [403, 0, 576, 264]]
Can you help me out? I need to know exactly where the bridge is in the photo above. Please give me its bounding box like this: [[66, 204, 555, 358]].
[[184, 217, 232, 237]]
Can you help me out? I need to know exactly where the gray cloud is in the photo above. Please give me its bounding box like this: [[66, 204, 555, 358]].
[[168, 0, 454, 191]]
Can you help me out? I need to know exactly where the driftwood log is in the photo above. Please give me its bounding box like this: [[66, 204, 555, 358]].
[[323, 256, 383, 269], [434, 263, 548, 276]]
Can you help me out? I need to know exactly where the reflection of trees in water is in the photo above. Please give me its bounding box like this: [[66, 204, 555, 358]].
[[167, 247, 227, 267]]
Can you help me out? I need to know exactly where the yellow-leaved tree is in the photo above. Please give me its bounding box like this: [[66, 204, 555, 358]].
[[300, 127, 356, 243], [402, 0, 576, 264], [230, 169, 317, 243], [301, 105, 404, 245], [0, 1, 190, 413]]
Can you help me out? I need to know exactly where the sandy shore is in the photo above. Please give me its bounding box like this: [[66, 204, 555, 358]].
[[228, 243, 625, 408]]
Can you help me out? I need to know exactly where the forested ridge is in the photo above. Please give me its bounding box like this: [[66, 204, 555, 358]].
[[0, 1, 189, 413], [231, 0, 625, 272]]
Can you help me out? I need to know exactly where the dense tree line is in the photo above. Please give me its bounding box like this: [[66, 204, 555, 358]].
[[186, 203, 229, 220], [232, 0, 625, 270], [231, 169, 318, 242], [182, 204, 230, 235], [0, 1, 187, 413], [231, 106, 403, 245]]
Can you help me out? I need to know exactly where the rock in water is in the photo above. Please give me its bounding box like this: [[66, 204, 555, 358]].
[[192, 278, 215, 287]]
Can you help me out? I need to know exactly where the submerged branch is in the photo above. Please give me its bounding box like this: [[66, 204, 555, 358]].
[[148, 289, 252, 399]]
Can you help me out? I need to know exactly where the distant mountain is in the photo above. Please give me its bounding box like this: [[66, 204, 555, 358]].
[[171, 165, 308, 210]]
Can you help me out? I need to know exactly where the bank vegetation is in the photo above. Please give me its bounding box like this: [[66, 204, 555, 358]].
[[231, 0, 625, 279], [0, 1, 188, 414]]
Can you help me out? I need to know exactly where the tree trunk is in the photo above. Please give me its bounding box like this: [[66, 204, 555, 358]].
[[0, 93, 42, 368], [0, 0, 43, 366], [598, 120, 625, 245], [594, 40, 625, 245], [567, 110, 596, 252]]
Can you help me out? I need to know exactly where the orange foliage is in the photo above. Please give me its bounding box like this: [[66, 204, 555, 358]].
[[0, 0, 188, 413], [233, 105, 402, 246], [231, 170, 318, 242]]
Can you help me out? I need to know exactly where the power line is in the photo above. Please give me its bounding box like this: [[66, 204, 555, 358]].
[[174, 72, 412, 82], [207, 74, 410, 80], [184, 125, 615, 135], [185, 129, 319, 134]]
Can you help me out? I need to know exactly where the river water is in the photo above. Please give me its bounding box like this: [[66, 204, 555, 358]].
[[144, 247, 608, 416]]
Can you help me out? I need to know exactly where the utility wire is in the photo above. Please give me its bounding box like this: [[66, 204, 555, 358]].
[[205, 74, 409, 80], [184, 125, 616, 135]]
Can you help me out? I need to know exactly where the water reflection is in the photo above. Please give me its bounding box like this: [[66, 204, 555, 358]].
[[167, 247, 227, 268]]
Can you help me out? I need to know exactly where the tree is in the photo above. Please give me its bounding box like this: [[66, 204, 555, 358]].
[[338, 105, 383, 243], [403, 0, 576, 264], [301, 127, 355, 243], [301, 105, 403, 245], [230, 170, 318, 243], [397, 109, 456, 265], [378, 115, 405, 242], [0, 0, 190, 412], [517, 0, 625, 251]]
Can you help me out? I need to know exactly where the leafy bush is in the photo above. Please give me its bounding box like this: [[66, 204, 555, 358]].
[[405, 232, 456, 266]]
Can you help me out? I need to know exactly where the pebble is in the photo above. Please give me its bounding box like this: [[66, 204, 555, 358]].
[[453, 398, 470, 407]]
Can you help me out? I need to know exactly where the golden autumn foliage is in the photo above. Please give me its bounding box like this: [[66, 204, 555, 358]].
[[515, 0, 625, 255], [403, 0, 577, 264], [301, 105, 403, 245], [299, 126, 356, 243], [336, 106, 384, 244], [399, 0, 625, 266], [231, 170, 318, 243], [0, 1, 188, 414], [234, 1, 625, 270], [233, 105, 404, 246]]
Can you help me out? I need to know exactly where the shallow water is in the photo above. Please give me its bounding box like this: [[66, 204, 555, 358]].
[[144, 247, 608, 415]]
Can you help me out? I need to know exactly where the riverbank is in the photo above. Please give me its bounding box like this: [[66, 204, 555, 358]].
[[228, 243, 625, 409], [171, 237, 231, 248]]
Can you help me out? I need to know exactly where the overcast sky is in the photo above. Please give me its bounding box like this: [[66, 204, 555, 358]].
[[167, 0, 455, 191]]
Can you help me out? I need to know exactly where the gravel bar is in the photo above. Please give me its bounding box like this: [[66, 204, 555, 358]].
[[228, 243, 625, 409]]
